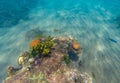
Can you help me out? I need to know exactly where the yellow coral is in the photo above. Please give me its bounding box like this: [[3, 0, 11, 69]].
[[42, 49, 50, 56]]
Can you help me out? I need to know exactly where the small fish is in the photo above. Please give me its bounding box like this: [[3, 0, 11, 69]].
[[108, 38, 117, 43]]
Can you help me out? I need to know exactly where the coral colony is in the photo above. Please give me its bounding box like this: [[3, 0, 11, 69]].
[[3, 36, 92, 83]]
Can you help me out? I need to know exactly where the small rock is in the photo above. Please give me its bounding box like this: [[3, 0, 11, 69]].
[[27, 66, 31, 71], [28, 58, 35, 64], [18, 56, 25, 65], [7, 66, 15, 76], [68, 36, 73, 40]]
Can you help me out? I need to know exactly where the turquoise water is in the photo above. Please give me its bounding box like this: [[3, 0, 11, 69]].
[[0, 0, 120, 83]]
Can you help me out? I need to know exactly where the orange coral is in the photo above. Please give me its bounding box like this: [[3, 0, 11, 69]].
[[72, 42, 80, 50], [30, 38, 40, 48]]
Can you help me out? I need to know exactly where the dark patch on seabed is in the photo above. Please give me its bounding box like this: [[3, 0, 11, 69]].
[[114, 15, 120, 29], [25, 28, 47, 40], [0, 0, 38, 28]]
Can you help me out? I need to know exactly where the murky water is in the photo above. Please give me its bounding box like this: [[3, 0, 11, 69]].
[[0, 0, 120, 83]]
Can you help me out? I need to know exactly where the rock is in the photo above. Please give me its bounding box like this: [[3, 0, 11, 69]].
[[3, 36, 91, 83], [28, 58, 35, 64], [7, 66, 14, 77], [18, 56, 25, 65]]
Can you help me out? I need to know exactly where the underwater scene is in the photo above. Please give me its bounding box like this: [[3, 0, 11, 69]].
[[0, 0, 120, 83]]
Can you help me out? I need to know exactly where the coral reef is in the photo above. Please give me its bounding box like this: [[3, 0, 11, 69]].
[[3, 36, 92, 83], [29, 36, 54, 58]]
